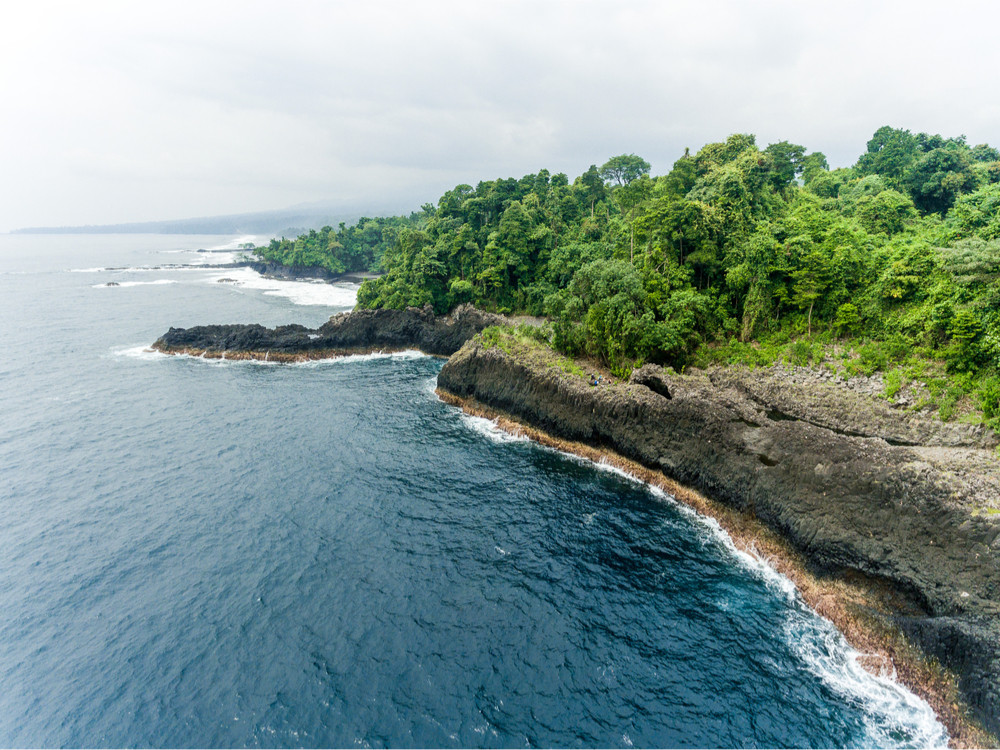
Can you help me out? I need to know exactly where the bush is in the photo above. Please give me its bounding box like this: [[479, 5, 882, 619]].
[[789, 340, 813, 366], [884, 369, 904, 400], [858, 342, 889, 375], [980, 377, 1000, 420], [834, 302, 861, 337], [945, 309, 984, 373]]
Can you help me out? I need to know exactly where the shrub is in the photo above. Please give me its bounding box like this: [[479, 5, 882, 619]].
[[789, 340, 813, 366], [834, 303, 861, 337], [980, 377, 1000, 420], [858, 342, 888, 375], [884, 369, 904, 400]]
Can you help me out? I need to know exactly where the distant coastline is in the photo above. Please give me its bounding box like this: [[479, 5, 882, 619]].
[[10, 205, 407, 237]]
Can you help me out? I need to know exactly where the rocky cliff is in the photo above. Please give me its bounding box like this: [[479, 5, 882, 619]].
[[437, 338, 1000, 741]]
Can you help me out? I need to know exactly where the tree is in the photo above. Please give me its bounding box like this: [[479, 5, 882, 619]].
[[659, 148, 697, 198], [905, 147, 979, 215], [834, 302, 860, 337], [764, 141, 806, 190], [725, 224, 781, 341], [970, 144, 1000, 163], [856, 126, 920, 185], [855, 190, 917, 235], [939, 238, 1000, 306], [946, 308, 984, 372], [578, 164, 606, 217], [613, 175, 653, 262], [800, 152, 829, 185], [791, 249, 832, 335], [693, 134, 758, 176], [599, 154, 651, 187], [950, 184, 1000, 239]]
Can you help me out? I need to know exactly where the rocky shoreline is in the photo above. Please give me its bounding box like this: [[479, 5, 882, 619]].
[[437, 336, 1000, 745], [152, 306, 1000, 745], [151, 304, 503, 360]]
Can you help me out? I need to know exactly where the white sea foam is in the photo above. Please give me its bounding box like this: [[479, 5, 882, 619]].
[[110, 345, 169, 361], [207, 235, 258, 251], [204, 267, 358, 307], [423, 375, 440, 398], [81, 265, 208, 275], [290, 350, 426, 367], [187, 250, 241, 266], [459, 414, 530, 444], [446, 402, 948, 746], [108, 346, 243, 367], [785, 611, 947, 747], [582, 455, 944, 743], [93, 279, 179, 288], [127, 348, 427, 369]]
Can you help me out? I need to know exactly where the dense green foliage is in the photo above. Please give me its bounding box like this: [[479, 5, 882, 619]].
[[251, 215, 418, 274], [274, 127, 1000, 425]]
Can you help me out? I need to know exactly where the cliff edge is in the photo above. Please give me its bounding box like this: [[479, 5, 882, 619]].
[[437, 336, 1000, 742]]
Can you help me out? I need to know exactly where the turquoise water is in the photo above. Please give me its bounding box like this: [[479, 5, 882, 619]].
[[0, 235, 946, 747]]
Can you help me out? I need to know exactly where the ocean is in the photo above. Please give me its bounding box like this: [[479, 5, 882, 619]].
[[0, 234, 947, 748]]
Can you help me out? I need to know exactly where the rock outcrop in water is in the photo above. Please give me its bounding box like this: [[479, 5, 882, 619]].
[[437, 338, 1000, 741], [152, 304, 504, 360]]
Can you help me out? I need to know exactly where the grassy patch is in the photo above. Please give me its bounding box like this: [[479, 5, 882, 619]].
[[556, 358, 587, 378], [884, 369, 905, 400], [478, 324, 591, 381]]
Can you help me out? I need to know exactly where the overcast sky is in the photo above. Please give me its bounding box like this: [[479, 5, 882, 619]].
[[2, 0, 997, 231]]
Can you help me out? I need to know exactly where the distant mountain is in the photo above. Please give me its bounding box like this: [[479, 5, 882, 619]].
[[12, 202, 416, 236]]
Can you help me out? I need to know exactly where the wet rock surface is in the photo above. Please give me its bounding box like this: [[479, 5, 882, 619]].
[[438, 342, 1000, 738]]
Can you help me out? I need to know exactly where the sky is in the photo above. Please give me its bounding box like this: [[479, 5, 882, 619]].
[[2, 0, 998, 231]]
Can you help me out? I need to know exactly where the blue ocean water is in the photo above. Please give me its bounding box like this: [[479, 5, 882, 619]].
[[0, 234, 946, 748]]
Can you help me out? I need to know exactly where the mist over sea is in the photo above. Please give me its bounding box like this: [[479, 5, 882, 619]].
[[0, 234, 947, 747]]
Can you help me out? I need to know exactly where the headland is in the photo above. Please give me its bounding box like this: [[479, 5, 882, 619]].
[[153, 307, 1000, 747]]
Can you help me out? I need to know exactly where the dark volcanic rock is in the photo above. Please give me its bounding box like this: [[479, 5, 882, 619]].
[[898, 615, 1000, 730], [629, 363, 673, 399], [438, 343, 1000, 737], [153, 304, 504, 359]]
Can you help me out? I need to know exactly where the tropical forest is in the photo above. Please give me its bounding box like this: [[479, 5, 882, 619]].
[[252, 126, 1000, 429]]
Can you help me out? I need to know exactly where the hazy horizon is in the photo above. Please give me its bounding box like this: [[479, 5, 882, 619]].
[[3, 0, 998, 233]]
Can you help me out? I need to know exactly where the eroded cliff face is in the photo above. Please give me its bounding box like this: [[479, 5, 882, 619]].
[[437, 339, 1000, 739], [152, 304, 504, 360]]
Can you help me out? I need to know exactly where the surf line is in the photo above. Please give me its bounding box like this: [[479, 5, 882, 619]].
[[435, 387, 989, 748]]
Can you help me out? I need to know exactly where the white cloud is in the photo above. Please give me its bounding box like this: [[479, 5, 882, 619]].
[[2, 0, 998, 230]]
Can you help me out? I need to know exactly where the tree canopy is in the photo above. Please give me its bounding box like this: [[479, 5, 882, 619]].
[[265, 127, 1000, 403]]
